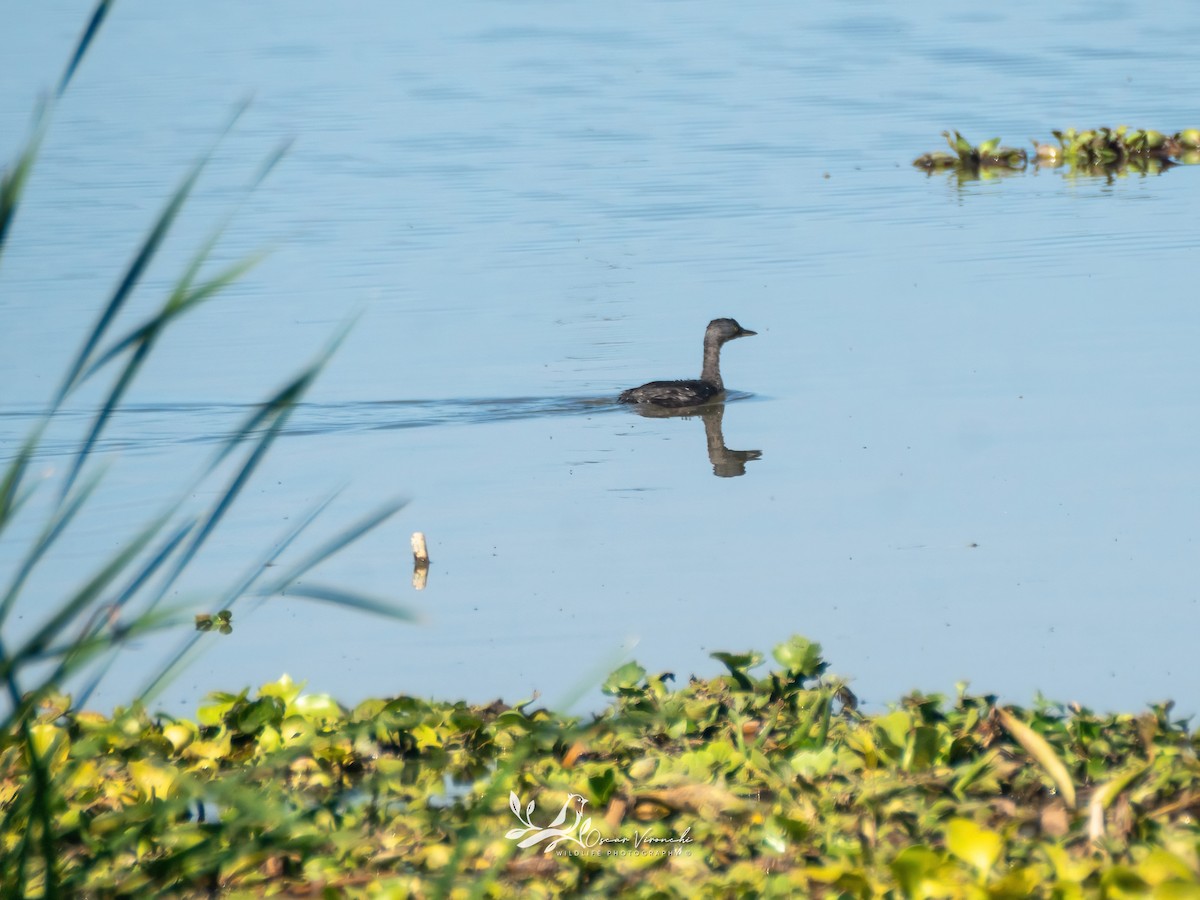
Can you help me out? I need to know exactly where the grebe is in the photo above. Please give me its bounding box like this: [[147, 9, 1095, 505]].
[[618, 318, 756, 408]]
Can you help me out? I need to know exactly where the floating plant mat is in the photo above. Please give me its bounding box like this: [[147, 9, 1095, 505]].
[[914, 128, 1200, 179], [3, 636, 1199, 896]]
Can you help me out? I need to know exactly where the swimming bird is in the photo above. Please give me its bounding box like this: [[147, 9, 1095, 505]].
[[618, 318, 756, 408]]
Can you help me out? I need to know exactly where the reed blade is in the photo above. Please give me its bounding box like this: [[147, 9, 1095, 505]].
[[0, 471, 103, 626], [136, 494, 339, 704], [281, 583, 421, 622], [258, 498, 410, 595], [53, 103, 247, 409], [0, 510, 171, 684], [57, 0, 113, 97]]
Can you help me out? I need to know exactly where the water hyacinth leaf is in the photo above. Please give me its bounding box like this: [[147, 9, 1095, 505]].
[[602, 661, 646, 694], [128, 759, 179, 801], [197, 690, 248, 728], [588, 769, 617, 806], [889, 845, 945, 897], [291, 693, 343, 722], [711, 650, 763, 690], [27, 723, 68, 766], [258, 674, 304, 706], [772, 634, 826, 679], [233, 696, 285, 735], [996, 707, 1076, 808], [1134, 850, 1196, 886], [1042, 843, 1095, 885], [945, 818, 1003, 880], [1178, 129, 1200, 149]]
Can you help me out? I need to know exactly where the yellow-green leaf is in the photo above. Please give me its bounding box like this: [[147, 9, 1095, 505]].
[[945, 818, 1002, 881]]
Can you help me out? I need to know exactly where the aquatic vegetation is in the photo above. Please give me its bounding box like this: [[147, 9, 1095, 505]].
[[912, 131, 1028, 173], [1, 636, 1197, 896], [915, 127, 1200, 180]]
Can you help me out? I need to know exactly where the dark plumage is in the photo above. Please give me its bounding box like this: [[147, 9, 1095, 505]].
[[618, 318, 756, 408]]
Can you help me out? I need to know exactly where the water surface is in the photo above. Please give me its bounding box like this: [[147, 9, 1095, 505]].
[[2, 0, 1198, 715]]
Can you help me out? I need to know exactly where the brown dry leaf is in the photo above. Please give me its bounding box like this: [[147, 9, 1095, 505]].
[[561, 740, 588, 769], [996, 708, 1076, 809], [506, 856, 559, 878], [605, 795, 628, 829], [635, 782, 751, 818], [1112, 794, 1134, 842], [1040, 801, 1070, 838]]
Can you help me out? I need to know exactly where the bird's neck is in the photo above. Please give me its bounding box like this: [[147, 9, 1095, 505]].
[[700, 339, 724, 389]]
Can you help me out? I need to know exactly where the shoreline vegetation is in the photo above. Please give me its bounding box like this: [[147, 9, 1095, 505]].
[[2, 636, 1198, 896]]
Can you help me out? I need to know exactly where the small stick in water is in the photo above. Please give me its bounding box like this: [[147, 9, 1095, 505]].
[[411, 532, 430, 564], [411, 531, 430, 590]]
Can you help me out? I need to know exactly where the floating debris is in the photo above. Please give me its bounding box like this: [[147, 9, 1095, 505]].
[[411, 531, 430, 590]]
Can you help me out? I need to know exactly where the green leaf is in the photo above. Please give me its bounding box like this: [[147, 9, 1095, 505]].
[[602, 661, 646, 694], [945, 818, 1003, 881], [772, 635, 826, 679], [890, 845, 945, 897], [711, 650, 763, 689]]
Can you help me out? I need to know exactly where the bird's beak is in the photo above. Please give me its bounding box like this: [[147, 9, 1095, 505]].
[[737, 326, 757, 338]]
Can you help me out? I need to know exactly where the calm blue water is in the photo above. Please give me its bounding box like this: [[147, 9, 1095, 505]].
[[2, 0, 1199, 715]]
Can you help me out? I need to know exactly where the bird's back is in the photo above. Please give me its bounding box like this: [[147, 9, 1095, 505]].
[[618, 379, 722, 408]]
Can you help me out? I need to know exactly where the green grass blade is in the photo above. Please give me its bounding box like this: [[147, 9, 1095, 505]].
[[216, 492, 341, 605], [0, 130, 44, 259], [58, 134, 285, 490], [72, 521, 196, 708], [0, 470, 103, 626], [152, 406, 293, 599], [59, 336, 149, 500], [257, 498, 409, 595], [79, 136, 288, 381], [0, 509, 171, 684], [0, 420, 50, 535], [140, 347, 335, 616], [2, 607, 181, 735], [53, 103, 247, 408], [142, 494, 415, 701], [279, 583, 421, 622], [135, 494, 339, 704], [56, 0, 113, 97], [80, 250, 268, 381]]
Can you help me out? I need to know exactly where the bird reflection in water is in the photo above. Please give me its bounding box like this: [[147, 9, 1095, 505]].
[[629, 401, 762, 478]]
